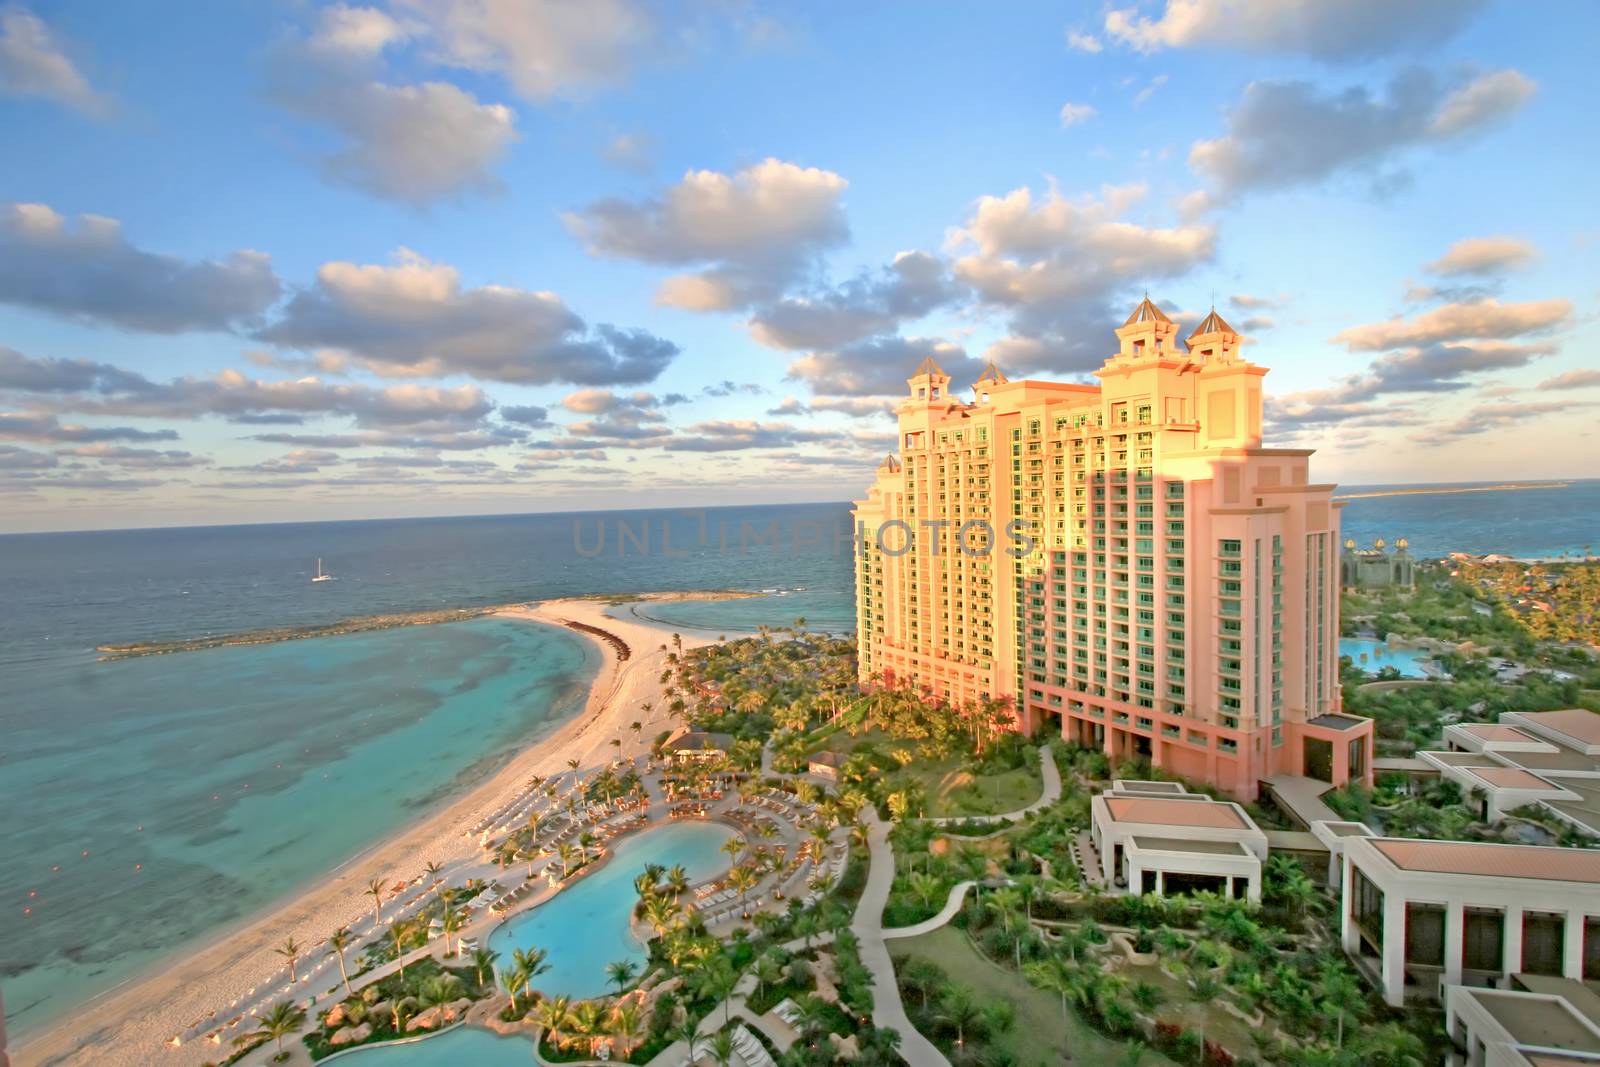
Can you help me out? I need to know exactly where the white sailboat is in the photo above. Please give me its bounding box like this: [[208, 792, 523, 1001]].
[[312, 558, 334, 583]]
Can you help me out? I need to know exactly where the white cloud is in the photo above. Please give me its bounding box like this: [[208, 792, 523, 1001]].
[[1538, 369, 1600, 392], [1425, 236, 1537, 276], [564, 158, 849, 310], [1065, 29, 1102, 53], [0, 203, 281, 333], [1188, 69, 1536, 205], [261, 248, 678, 385], [747, 251, 957, 351], [1430, 70, 1537, 137], [0, 7, 110, 116], [396, 0, 651, 100], [1331, 298, 1571, 352], [1104, 0, 1486, 62], [1059, 102, 1096, 127]]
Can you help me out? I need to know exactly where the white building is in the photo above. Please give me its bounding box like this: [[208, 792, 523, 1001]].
[[1424, 711, 1600, 834], [1341, 836, 1600, 1006], [1089, 781, 1268, 902], [1446, 976, 1600, 1067]]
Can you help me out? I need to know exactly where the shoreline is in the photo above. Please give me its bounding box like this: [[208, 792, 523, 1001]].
[[13, 594, 739, 1067]]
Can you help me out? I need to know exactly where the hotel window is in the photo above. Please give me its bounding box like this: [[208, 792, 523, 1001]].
[[1463, 908, 1505, 972]]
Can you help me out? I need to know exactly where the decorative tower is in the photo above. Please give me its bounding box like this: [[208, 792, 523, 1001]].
[[1187, 307, 1243, 363], [973, 360, 1008, 404]]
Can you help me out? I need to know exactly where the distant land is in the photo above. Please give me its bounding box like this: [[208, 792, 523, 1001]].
[[1334, 480, 1571, 501]]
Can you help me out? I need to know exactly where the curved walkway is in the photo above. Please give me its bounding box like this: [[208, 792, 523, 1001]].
[[851, 811, 950, 1067], [924, 744, 1060, 827], [882, 881, 975, 941]]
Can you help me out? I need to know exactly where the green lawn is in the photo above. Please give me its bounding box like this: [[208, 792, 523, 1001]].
[[892, 757, 1043, 817], [892, 925, 1173, 1067]]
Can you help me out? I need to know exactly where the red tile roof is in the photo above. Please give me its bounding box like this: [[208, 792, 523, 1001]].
[[1103, 796, 1250, 830], [1371, 839, 1600, 883]]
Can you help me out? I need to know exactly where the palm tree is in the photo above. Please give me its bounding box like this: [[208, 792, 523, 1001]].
[[1023, 957, 1078, 1022], [936, 984, 982, 1048], [501, 965, 529, 1016], [567, 999, 608, 1056], [273, 937, 301, 982], [390, 921, 408, 977], [720, 836, 746, 865], [985, 887, 1022, 934], [366, 877, 386, 926], [901, 957, 946, 1009], [327, 927, 355, 996], [513, 946, 551, 995], [907, 871, 943, 912], [440, 906, 464, 957], [728, 864, 760, 913], [606, 958, 639, 994], [608, 999, 647, 1058], [696, 1029, 736, 1067], [753, 953, 783, 1002], [1317, 965, 1365, 1048], [557, 841, 579, 879], [534, 993, 571, 1046], [422, 860, 443, 888], [471, 946, 499, 988], [643, 894, 680, 936], [234, 1000, 305, 1059], [667, 864, 690, 897]]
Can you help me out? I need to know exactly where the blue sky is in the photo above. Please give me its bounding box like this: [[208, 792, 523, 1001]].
[[0, 0, 1595, 532]]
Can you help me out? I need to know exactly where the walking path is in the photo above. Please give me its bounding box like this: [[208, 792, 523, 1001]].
[[924, 745, 1060, 826], [881, 881, 975, 941], [851, 811, 950, 1067]]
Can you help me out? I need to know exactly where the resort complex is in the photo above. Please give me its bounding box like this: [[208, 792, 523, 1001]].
[[852, 300, 1373, 800]]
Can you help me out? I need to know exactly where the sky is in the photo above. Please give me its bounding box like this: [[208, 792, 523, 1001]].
[[0, 0, 1596, 533]]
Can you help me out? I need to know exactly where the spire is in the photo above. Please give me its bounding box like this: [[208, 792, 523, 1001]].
[[1187, 307, 1237, 340], [1123, 293, 1172, 327], [911, 354, 946, 377], [975, 360, 1008, 384]]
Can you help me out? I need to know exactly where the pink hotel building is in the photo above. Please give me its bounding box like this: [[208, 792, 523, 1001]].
[[852, 299, 1375, 800]]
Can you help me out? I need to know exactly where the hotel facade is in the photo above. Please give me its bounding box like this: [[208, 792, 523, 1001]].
[[852, 300, 1374, 799]]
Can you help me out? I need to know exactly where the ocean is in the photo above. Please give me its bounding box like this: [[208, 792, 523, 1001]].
[[1, 483, 1595, 1039]]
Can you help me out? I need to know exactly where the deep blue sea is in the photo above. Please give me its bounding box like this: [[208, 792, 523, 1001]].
[[0, 485, 1595, 1039]]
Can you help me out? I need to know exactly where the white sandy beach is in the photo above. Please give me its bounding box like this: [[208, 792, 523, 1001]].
[[11, 596, 733, 1067]]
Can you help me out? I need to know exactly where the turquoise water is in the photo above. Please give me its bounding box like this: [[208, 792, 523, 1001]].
[[1, 617, 597, 1039], [1339, 637, 1434, 678], [488, 821, 736, 1000], [329, 1027, 536, 1065]]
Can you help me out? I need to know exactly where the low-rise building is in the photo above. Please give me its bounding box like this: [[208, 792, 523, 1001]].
[[807, 750, 847, 781], [1446, 975, 1600, 1067], [1427, 710, 1600, 835], [1089, 781, 1268, 902], [1341, 836, 1600, 1006], [664, 731, 733, 764]]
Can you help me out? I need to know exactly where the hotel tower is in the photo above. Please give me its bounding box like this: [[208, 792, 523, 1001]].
[[852, 299, 1374, 799]]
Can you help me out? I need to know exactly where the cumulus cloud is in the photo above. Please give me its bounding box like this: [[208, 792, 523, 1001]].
[[63, 443, 203, 469], [269, 6, 517, 205], [1331, 298, 1570, 352], [1537, 369, 1600, 391], [1410, 400, 1588, 445], [786, 336, 987, 398], [747, 251, 958, 351], [1059, 102, 1096, 127], [1104, 0, 1486, 62], [0, 203, 281, 333], [396, 0, 650, 99], [0, 412, 178, 444], [1425, 236, 1537, 276], [947, 182, 1214, 371], [499, 404, 550, 426], [0, 7, 110, 115], [1188, 69, 1536, 206], [661, 419, 831, 452], [260, 249, 678, 385], [564, 158, 849, 310]]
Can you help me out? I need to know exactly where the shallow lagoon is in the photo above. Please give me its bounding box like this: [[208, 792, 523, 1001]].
[[1339, 636, 1434, 678]]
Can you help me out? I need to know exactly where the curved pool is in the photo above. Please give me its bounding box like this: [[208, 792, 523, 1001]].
[[489, 820, 736, 999], [1339, 637, 1434, 678], [327, 1026, 535, 1064]]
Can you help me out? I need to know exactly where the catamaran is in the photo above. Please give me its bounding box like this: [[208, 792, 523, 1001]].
[[312, 558, 334, 583]]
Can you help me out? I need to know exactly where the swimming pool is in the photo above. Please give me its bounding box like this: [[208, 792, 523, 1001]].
[[326, 1026, 535, 1065], [488, 820, 736, 999], [1339, 637, 1434, 678]]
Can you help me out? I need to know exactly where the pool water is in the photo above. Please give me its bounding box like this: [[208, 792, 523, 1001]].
[[1339, 637, 1434, 678], [329, 1027, 536, 1064], [488, 820, 736, 999]]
